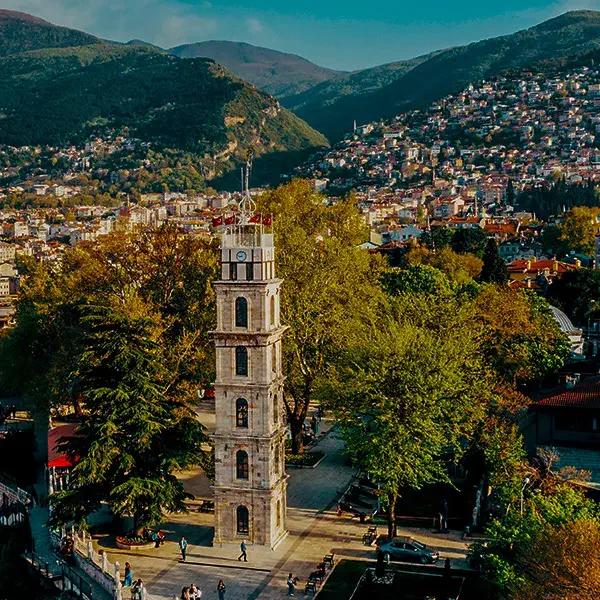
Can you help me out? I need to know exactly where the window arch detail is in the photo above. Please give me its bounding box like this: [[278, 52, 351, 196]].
[[270, 295, 276, 327], [237, 505, 249, 535], [236, 398, 248, 428], [235, 346, 248, 376], [236, 450, 249, 479], [235, 297, 248, 328]]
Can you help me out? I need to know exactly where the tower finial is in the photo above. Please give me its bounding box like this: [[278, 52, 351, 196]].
[[238, 152, 255, 223]]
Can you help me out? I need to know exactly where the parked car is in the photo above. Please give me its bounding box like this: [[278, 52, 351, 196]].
[[377, 536, 440, 564]]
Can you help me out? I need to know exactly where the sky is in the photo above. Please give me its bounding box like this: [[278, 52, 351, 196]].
[[6, 0, 600, 70]]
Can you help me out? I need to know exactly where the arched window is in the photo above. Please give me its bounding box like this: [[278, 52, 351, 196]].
[[236, 398, 248, 428], [270, 295, 276, 327], [236, 505, 249, 535], [276, 500, 281, 527], [273, 393, 279, 424], [271, 344, 277, 372], [274, 443, 281, 474], [235, 346, 248, 376], [236, 450, 249, 479], [235, 297, 248, 328]]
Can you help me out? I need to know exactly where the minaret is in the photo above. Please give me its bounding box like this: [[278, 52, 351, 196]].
[[210, 186, 288, 549]]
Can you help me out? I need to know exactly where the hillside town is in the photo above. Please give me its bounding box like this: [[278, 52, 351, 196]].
[[6, 63, 600, 326], [298, 63, 600, 248]]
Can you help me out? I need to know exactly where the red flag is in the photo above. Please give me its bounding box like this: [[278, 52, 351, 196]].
[[211, 216, 223, 227], [249, 214, 262, 223], [224, 214, 237, 225], [262, 215, 272, 226]]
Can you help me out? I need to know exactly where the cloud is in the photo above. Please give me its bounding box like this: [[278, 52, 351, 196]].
[[246, 17, 264, 34], [5, 0, 219, 46]]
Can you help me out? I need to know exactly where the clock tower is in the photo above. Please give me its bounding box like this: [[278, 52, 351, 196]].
[[210, 197, 288, 548]]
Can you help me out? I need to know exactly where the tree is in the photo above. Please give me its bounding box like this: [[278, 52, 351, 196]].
[[328, 311, 489, 538], [558, 206, 600, 255], [405, 246, 483, 284], [479, 239, 508, 284], [451, 227, 488, 256], [420, 226, 453, 250], [515, 519, 600, 600], [257, 180, 385, 454], [51, 298, 210, 531], [476, 481, 600, 599], [474, 286, 570, 387], [0, 226, 219, 409], [546, 268, 600, 326], [382, 264, 452, 296]]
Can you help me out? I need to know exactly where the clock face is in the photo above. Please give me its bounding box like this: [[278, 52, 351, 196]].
[[236, 250, 247, 262]]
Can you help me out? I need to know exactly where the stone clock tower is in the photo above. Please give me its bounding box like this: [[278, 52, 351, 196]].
[[211, 199, 288, 548]]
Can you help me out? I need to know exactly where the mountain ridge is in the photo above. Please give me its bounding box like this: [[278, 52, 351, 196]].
[[170, 40, 344, 98], [0, 16, 327, 188], [285, 10, 600, 141]]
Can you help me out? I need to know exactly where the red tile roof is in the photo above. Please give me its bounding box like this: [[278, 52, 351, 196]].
[[535, 376, 600, 410], [508, 259, 578, 274]]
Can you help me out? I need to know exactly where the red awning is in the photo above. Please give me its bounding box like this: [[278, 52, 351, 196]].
[[48, 424, 78, 469]]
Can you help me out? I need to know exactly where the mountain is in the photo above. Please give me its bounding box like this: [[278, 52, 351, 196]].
[[0, 9, 99, 56], [170, 40, 344, 98], [0, 16, 327, 187], [282, 50, 442, 125], [126, 39, 165, 53], [285, 10, 600, 141]]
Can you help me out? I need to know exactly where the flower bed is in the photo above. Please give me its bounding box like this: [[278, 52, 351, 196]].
[[115, 535, 155, 550], [286, 450, 325, 469]]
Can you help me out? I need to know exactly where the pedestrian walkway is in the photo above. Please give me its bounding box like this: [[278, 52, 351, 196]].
[[90, 425, 469, 600], [28, 504, 113, 600]]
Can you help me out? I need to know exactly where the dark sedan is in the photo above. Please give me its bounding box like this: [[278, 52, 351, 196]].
[[377, 536, 440, 564]]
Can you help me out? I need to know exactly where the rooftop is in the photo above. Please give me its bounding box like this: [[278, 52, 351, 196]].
[[535, 376, 600, 410]]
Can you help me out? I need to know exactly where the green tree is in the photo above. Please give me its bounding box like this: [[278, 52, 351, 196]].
[[476, 482, 600, 598], [382, 264, 452, 296], [474, 286, 569, 387], [405, 246, 483, 284], [451, 227, 488, 256], [257, 180, 385, 453], [546, 268, 600, 326], [51, 298, 210, 531], [479, 239, 509, 284], [0, 226, 219, 409], [558, 206, 600, 255], [328, 313, 488, 537]]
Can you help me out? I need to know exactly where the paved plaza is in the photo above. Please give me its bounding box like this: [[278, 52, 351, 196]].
[[89, 425, 469, 600]]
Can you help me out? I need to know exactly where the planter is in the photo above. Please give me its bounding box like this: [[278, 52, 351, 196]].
[[115, 536, 155, 551], [286, 450, 325, 469]]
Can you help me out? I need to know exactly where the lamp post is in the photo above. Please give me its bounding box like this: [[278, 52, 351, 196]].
[[520, 477, 530, 517]]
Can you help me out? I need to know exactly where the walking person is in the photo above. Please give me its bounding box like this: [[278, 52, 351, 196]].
[[287, 573, 298, 597], [123, 561, 133, 587], [131, 578, 144, 600], [237, 539, 247, 562], [179, 536, 188, 562], [217, 580, 226, 600]]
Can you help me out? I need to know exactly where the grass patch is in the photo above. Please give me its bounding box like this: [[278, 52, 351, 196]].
[[317, 559, 370, 600]]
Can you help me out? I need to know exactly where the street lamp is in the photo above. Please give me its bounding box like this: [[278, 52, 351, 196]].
[[520, 477, 530, 516]]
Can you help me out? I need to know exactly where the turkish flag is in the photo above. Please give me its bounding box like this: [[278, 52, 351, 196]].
[[262, 215, 272, 226], [249, 214, 262, 223], [224, 214, 237, 225], [212, 216, 223, 227]]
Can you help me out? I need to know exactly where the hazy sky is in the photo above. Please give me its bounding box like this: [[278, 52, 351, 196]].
[[6, 0, 600, 70]]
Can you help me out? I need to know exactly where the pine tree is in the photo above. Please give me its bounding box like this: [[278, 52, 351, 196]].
[[479, 238, 509, 285], [52, 299, 210, 531]]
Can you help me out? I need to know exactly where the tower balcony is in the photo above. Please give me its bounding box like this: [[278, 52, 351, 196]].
[[222, 229, 274, 250]]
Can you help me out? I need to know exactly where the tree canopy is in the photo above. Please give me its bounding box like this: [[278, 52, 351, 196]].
[[257, 179, 386, 452]]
